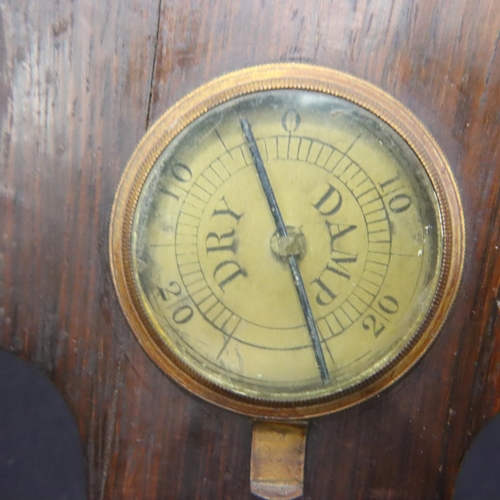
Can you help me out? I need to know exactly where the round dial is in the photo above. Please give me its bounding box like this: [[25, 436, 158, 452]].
[[110, 65, 464, 418]]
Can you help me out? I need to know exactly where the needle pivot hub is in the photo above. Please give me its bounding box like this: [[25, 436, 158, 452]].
[[270, 227, 307, 262]]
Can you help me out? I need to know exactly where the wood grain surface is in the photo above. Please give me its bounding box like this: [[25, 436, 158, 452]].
[[1, 1, 499, 499]]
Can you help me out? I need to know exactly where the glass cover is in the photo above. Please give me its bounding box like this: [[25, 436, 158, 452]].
[[131, 89, 442, 402]]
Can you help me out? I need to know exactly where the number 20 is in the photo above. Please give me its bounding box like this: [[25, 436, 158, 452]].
[[362, 295, 399, 337]]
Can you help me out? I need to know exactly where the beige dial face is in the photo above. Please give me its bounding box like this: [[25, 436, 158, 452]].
[[131, 89, 442, 402]]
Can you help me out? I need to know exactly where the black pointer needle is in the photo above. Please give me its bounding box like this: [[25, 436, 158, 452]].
[[239, 117, 330, 383]]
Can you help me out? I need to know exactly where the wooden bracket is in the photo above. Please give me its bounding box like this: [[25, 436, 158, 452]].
[[250, 420, 308, 500]]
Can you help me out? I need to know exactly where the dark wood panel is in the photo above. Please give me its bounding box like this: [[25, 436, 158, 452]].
[[1, 0, 499, 499]]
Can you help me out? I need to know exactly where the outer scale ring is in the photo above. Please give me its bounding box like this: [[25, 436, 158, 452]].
[[109, 63, 465, 419]]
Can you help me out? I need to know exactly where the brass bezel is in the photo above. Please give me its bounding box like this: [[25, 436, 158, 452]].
[[109, 63, 465, 419]]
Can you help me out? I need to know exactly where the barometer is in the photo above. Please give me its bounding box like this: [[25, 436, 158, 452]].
[[109, 64, 464, 498]]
